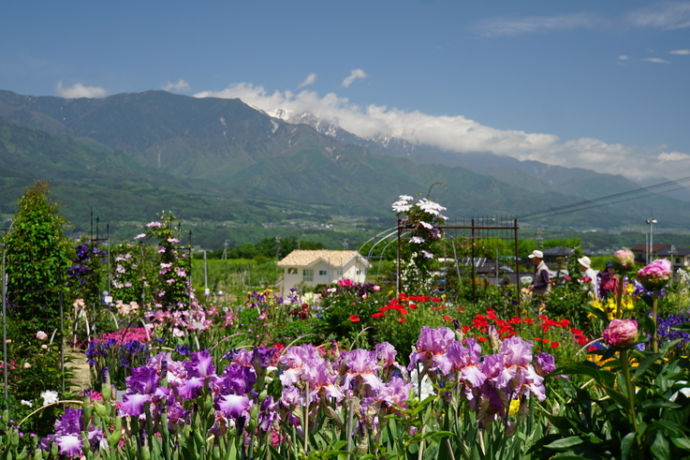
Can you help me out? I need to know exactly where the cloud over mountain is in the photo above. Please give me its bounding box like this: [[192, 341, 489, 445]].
[[55, 81, 107, 99], [194, 83, 690, 181]]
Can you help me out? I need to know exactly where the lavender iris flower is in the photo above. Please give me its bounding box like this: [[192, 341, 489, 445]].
[[375, 342, 397, 367], [408, 326, 456, 371]]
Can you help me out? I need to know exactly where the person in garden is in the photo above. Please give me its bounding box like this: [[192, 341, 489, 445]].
[[578, 255, 599, 299], [598, 261, 619, 298], [527, 250, 550, 296]]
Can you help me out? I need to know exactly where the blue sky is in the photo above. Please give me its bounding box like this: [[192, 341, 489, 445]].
[[2, 0, 690, 180]]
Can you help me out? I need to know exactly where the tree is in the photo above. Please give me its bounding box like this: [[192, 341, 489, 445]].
[[3, 181, 72, 324]]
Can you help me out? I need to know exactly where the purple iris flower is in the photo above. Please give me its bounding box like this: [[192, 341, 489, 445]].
[[217, 394, 252, 419], [57, 434, 83, 457], [213, 363, 256, 395], [126, 365, 159, 394], [534, 353, 556, 376], [375, 342, 397, 367], [252, 346, 276, 368], [120, 393, 152, 417], [436, 339, 486, 388], [408, 326, 456, 371], [87, 425, 106, 451], [279, 344, 323, 386], [377, 376, 413, 408], [258, 396, 280, 432], [54, 408, 82, 435], [341, 349, 383, 392], [185, 350, 216, 379], [178, 376, 204, 399]]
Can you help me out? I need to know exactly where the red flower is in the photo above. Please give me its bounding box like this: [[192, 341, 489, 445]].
[[477, 336, 487, 342], [349, 315, 361, 323], [431, 297, 442, 303], [371, 312, 385, 319], [443, 315, 452, 322], [408, 303, 417, 309], [550, 341, 560, 349], [398, 317, 407, 323]]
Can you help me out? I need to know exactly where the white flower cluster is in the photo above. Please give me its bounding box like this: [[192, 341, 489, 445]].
[[416, 198, 447, 220], [391, 194, 414, 213], [391, 195, 447, 220]]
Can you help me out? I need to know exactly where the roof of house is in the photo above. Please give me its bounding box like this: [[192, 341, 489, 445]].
[[631, 244, 672, 253], [277, 250, 370, 268], [542, 246, 574, 257], [656, 246, 690, 257]]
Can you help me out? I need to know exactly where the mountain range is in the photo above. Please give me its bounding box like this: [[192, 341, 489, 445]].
[[0, 89, 688, 245]]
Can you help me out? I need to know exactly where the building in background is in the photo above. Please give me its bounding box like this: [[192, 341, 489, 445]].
[[277, 250, 370, 293]]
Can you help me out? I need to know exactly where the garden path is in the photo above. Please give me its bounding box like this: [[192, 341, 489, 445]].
[[67, 348, 91, 392]]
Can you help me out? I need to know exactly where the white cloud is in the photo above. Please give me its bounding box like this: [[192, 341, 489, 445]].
[[643, 57, 670, 63], [670, 49, 690, 55], [194, 83, 689, 181], [627, 2, 690, 30], [473, 13, 598, 37], [55, 81, 107, 98], [298, 73, 318, 89], [341, 69, 367, 88], [617, 55, 630, 62], [659, 151, 690, 161], [162, 79, 190, 92]]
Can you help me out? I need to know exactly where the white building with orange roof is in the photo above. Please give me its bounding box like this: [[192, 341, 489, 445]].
[[277, 250, 370, 293]]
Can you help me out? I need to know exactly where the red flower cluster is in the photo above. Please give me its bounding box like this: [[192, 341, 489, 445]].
[[370, 293, 443, 320], [458, 308, 589, 349]]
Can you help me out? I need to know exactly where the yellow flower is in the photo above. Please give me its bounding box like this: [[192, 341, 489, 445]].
[[626, 283, 634, 294], [509, 399, 520, 416]]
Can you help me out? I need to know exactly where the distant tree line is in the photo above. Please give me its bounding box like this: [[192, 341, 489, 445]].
[[202, 236, 325, 260]]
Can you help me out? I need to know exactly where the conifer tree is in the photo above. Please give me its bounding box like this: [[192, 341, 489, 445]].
[[3, 181, 71, 324]]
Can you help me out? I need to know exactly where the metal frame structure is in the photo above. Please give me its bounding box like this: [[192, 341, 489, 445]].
[[396, 217, 521, 301]]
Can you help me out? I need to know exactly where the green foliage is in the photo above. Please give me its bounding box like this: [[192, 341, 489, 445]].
[[3, 181, 71, 322], [534, 343, 690, 459]]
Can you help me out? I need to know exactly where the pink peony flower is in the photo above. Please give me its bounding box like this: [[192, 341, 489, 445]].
[[613, 249, 635, 270], [603, 319, 638, 348], [637, 258, 672, 290], [36, 330, 48, 341]]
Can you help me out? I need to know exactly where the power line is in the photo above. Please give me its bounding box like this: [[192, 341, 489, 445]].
[[521, 175, 690, 220]]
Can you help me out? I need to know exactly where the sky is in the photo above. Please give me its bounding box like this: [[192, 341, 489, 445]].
[[2, 0, 690, 182]]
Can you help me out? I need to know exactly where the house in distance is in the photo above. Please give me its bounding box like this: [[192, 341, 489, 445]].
[[277, 250, 370, 293]]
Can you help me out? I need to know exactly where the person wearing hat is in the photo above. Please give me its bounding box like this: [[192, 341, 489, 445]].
[[598, 261, 619, 299], [527, 250, 550, 295], [578, 255, 599, 299]]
